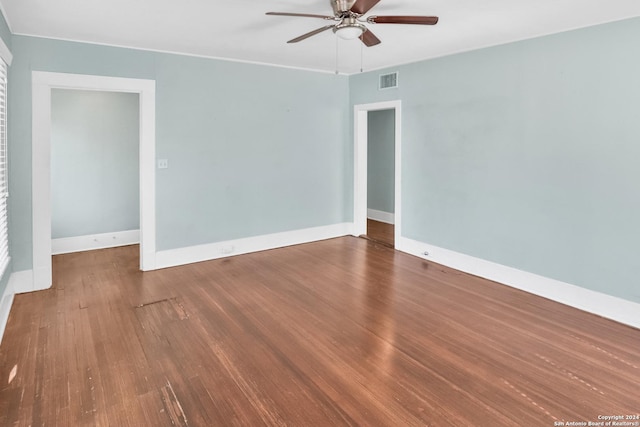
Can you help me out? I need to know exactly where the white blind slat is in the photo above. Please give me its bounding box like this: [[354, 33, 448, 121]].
[[0, 58, 8, 275]]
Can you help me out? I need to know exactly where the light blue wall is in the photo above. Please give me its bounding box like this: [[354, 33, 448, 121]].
[[9, 35, 350, 269], [51, 89, 140, 239], [351, 17, 640, 303], [367, 109, 395, 214], [153, 54, 349, 249]]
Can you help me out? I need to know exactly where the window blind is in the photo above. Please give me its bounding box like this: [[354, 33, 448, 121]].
[[0, 59, 8, 276]]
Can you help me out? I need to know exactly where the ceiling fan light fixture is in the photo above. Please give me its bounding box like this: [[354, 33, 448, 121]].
[[334, 23, 366, 40]]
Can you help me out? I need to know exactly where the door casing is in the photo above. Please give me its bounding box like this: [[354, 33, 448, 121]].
[[353, 100, 401, 246], [31, 71, 157, 292]]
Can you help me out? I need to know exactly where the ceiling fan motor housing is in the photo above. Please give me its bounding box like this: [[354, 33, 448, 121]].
[[332, 0, 357, 15]]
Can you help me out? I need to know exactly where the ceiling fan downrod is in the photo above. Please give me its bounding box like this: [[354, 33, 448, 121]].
[[332, 0, 357, 15]]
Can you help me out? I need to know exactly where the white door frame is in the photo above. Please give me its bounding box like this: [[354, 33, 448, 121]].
[[31, 71, 157, 292], [353, 100, 401, 246]]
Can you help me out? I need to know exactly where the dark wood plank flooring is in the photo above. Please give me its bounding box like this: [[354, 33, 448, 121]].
[[367, 219, 394, 247], [1, 237, 639, 426]]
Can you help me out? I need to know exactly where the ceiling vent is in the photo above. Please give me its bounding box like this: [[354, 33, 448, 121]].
[[379, 72, 398, 90]]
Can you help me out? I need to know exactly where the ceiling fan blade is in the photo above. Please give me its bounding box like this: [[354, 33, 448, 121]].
[[287, 25, 335, 43], [266, 12, 335, 20], [368, 15, 439, 25], [360, 29, 381, 47], [350, 0, 380, 15]]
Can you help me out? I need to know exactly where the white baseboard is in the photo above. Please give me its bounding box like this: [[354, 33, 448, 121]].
[[52, 229, 140, 255], [0, 276, 15, 345], [8, 270, 35, 294], [155, 223, 353, 270], [397, 236, 640, 330], [367, 209, 395, 225]]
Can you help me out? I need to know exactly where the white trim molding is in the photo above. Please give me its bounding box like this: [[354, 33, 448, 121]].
[[7, 270, 34, 294], [0, 275, 15, 345], [353, 101, 401, 246], [52, 230, 140, 255], [32, 72, 157, 292], [367, 209, 395, 225], [397, 236, 640, 330], [156, 223, 352, 270], [0, 34, 12, 66]]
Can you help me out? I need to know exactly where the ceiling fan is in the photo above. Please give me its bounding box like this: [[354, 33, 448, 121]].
[[266, 0, 439, 47]]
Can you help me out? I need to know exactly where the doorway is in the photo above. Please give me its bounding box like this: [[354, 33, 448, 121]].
[[30, 72, 157, 293], [353, 101, 401, 248], [366, 109, 395, 246], [50, 89, 140, 255]]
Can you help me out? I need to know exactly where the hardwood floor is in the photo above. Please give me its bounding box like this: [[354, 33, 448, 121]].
[[1, 237, 639, 426], [366, 219, 394, 247]]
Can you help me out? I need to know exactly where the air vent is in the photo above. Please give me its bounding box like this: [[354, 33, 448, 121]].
[[379, 72, 398, 90]]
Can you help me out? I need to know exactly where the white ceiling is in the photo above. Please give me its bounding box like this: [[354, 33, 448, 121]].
[[1, 0, 639, 75]]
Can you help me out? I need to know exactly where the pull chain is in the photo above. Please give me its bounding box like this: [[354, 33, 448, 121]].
[[360, 38, 363, 73]]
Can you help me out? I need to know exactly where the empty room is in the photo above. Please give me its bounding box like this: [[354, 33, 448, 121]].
[[0, 0, 639, 425]]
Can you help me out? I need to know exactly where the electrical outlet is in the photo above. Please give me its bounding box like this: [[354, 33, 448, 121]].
[[157, 159, 169, 169]]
